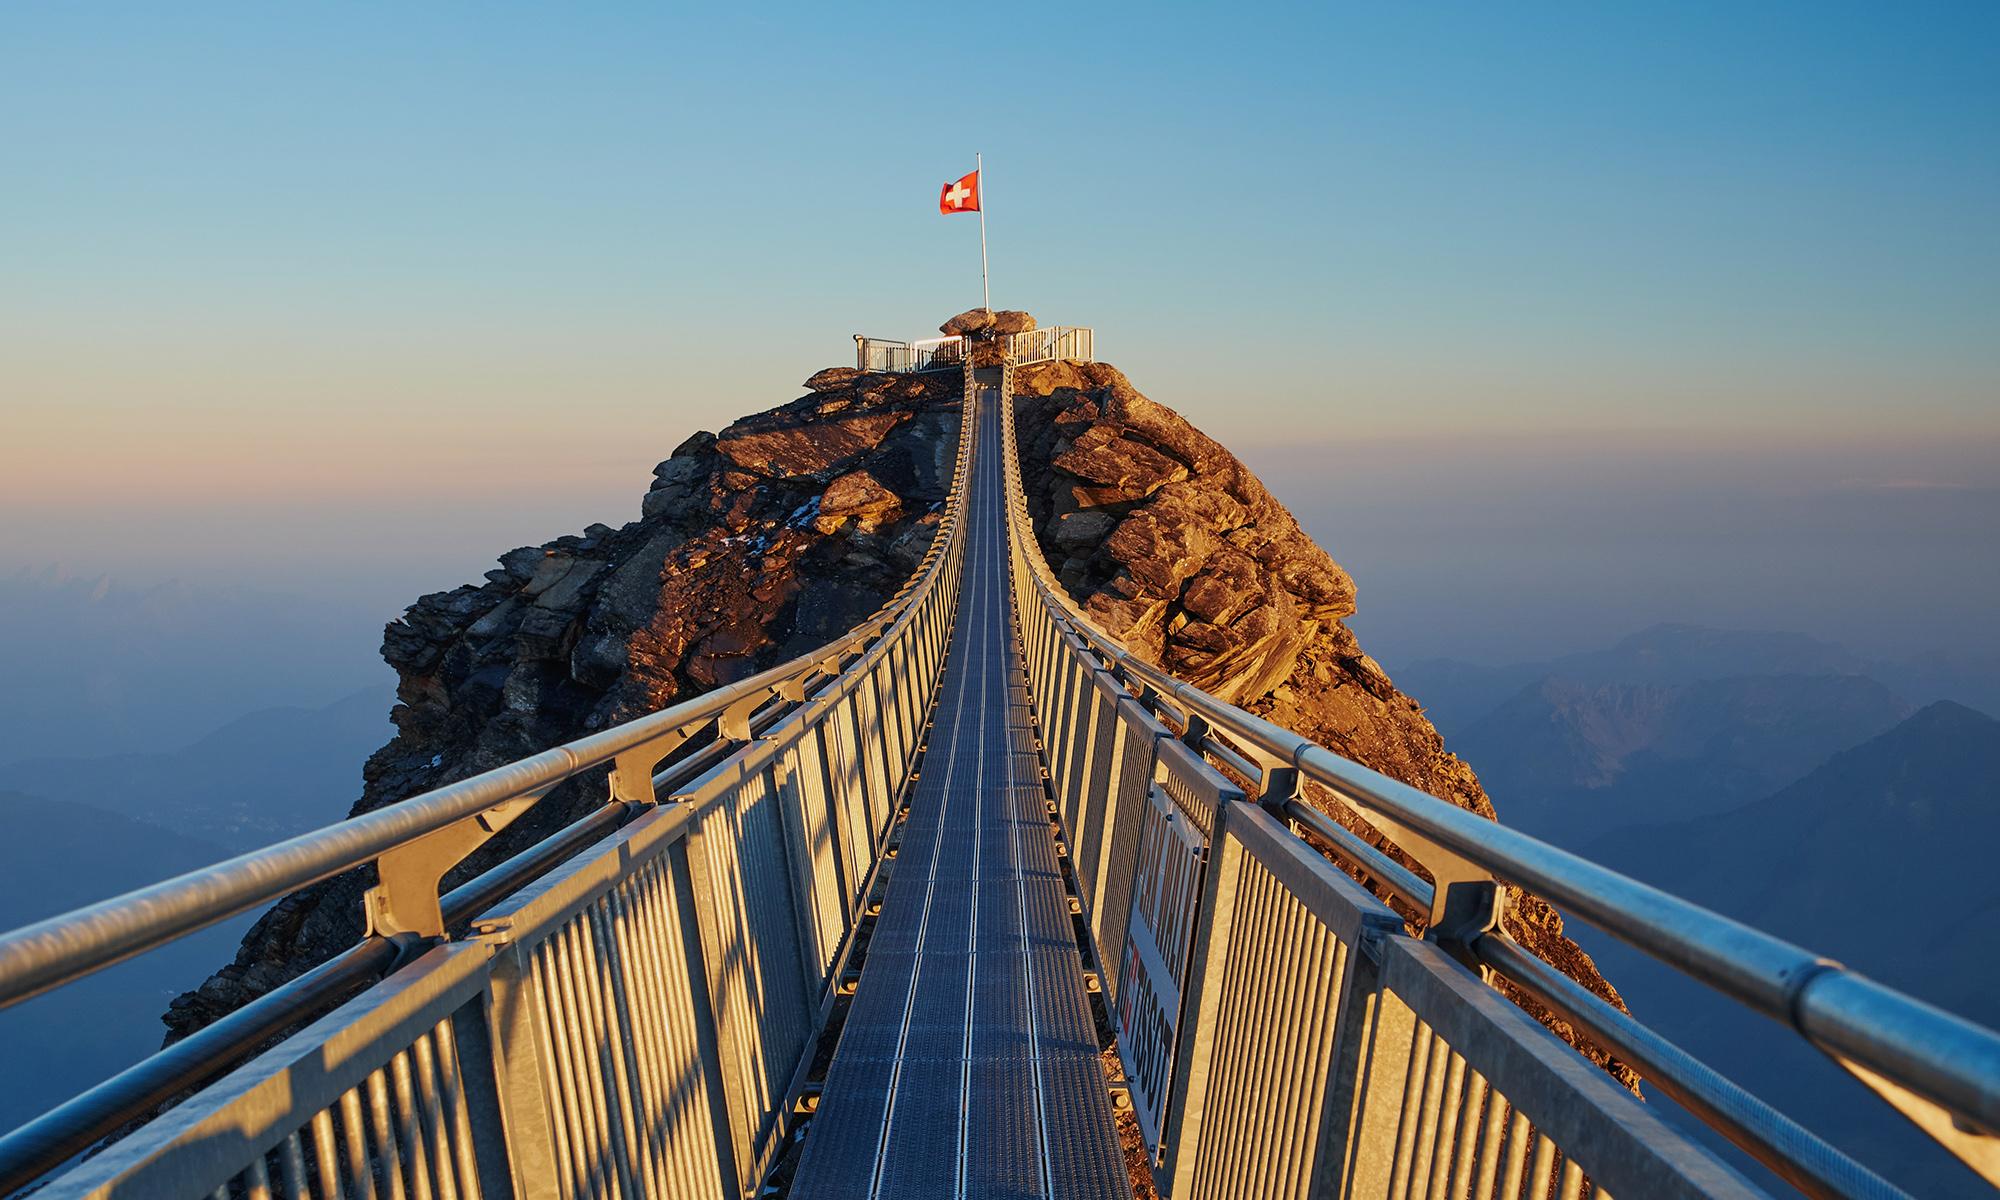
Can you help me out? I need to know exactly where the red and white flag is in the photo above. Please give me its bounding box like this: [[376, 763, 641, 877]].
[[939, 169, 980, 214]]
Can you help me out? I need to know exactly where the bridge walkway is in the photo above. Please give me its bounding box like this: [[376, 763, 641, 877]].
[[792, 386, 1128, 1198]]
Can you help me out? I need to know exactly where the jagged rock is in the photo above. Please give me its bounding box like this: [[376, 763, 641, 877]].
[[533, 561, 603, 612], [496, 546, 544, 582], [814, 469, 903, 534], [521, 553, 577, 597], [1051, 428, 1188, 501], [644, 454, 711, 519], [940, 308, 996, 336], [165, 362, 964, 1043], [1014, 362, 1354, 704], [988, 310, 1036, 335], [1052, 510, 1115, 552], [165, 328, 1632, 1098], [1012, 359, 1639, 1091], [887, 513, 942, 571], [805, 366, 862, 392], [716, 410, 908, 480]]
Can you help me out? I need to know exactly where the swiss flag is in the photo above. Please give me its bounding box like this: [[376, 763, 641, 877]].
[[939, 169, 980, 214]]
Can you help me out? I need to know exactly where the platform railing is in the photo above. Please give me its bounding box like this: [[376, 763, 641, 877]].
[[854, 334, 964, 373], [856, 326, 1093, 373], [1004, 325, 1092, 365], [0, 385, 979, 1199], [995, 360, 2000, 1198]]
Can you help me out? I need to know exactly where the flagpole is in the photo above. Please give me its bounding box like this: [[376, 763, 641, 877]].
[[977, 151, 989, 312]]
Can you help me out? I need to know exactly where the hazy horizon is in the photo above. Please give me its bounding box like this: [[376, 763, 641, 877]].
[[7, 4, 1994, 702], [7, 416, 1998, 670], [5, 407, 1996, 768]]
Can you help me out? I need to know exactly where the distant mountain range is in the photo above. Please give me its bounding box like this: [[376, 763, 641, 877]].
[[0, 685, 394, 851], [1395, 622, 1998, 737], [1594, 700, 2000, 1020], [0, 567, 390, 761], [1386, 624, 2000, 1192], [0, 791, 249, 1133], [1578, 702, 2000, 1196], [0, 688, 393, 1130], [1452, 672, 1910, 844]]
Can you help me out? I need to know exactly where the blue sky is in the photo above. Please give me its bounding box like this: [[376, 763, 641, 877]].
[[2, 2, 1996, 660]]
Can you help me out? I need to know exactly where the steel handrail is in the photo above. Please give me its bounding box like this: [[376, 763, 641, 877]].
[[1117, 657, 2000, 1140], [0, 684, 816, 1195], [0, 399, 973, 1016], [1273, 808, 1903, 1197], [992, 362, 2000, 1186], [1474, 935, 1904, 1199]]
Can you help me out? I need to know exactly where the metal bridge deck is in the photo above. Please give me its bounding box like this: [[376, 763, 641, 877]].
[[793, 391, 1127, 1198]]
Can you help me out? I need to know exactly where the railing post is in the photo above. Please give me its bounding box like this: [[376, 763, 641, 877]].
[[1158, 798, 1243, 1195], [479, 943, 569, 1200], [1321, 923, 1416, 1199], [1088, 700, 1162, 1001]]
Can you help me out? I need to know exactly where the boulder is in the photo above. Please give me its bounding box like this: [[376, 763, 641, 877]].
[[804, 366, 862, 392], [814, 469, 904, 534], [1051, 510, 1115, 553], [939, 308, 996, 336], [716, 410, 908, 480], [1050, 429, 1188, 501], [988, 309, 1036, 335], [642, 455, 710, 519]]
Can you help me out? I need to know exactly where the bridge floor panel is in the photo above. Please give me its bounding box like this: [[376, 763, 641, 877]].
[[792, 394, 1127, 1199]]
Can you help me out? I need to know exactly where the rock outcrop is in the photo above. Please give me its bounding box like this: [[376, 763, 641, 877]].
[[940, 307, 1035, 367], [1012, 358, 1639, 1088], [163, 327, 1632, 1094], [164, 368, 963, 1039]]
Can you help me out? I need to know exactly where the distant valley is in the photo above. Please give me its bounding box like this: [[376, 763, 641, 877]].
[[0, 567, 390, 762], [1392, 625, 2000, 1194], [0, 684, 393, 852], [0, 686, 393, 1129], [1581, 703, 2000, 1196], [1394, 622, 1997, 848], [1395, 622, 1998, 739]]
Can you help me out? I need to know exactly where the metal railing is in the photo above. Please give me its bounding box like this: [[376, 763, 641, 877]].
[[994, 360, 2000, 1198], [5, 321, 1995, 1200], [853, 334, 964, 373], [1005, 325, 1093, 365], [855, 326, 1094, 373], [0, 385, 978, 1198]]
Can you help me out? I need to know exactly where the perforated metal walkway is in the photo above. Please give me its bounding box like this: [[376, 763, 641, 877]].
[[792, 390, 1127, 1198]]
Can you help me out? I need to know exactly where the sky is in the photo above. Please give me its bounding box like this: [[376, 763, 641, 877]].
[[3, 2, 1997, 679]]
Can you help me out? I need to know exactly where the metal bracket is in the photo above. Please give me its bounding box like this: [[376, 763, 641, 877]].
[[1338, 798, 1506, 967], [363, 790, 544, 941], [719, 692, 766, 742], [1180, 712, 1210, 750], [1259, 766, 1304, 818], [1833, 1054, 2000, 1184], [609, 730, 691, 805]]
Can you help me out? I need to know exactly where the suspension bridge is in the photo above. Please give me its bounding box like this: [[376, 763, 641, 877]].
[[0, 328, 1995, 1199]]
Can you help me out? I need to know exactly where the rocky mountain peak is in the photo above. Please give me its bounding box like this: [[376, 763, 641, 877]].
[[1011, 360, 1638, 1087], [165, 364, 963, 1039], [1013, 360, 1356, 705], [164, 334, 1635, 1093]]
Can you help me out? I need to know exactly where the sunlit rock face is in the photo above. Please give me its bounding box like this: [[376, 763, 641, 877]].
[[164, 326, 1633, 1093], [1011, 358, 1640, 1089], [164, 367, 963, 1040]]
